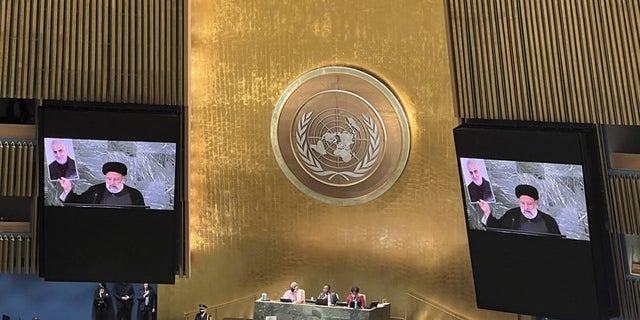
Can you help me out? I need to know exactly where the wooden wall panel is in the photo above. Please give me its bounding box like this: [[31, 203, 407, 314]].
[[0, 0, 186, 105], [447, 0, 640, 125]]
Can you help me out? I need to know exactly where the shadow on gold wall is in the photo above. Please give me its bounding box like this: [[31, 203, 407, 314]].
[[161, 0, 518, 319]]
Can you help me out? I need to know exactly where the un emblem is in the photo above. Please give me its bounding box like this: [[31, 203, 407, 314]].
[[271, 67, 410, 205]]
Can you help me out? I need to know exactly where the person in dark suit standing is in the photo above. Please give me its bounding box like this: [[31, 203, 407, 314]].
[[59, 162, 145, 206], [48, 139, 79, 180], [92, 282, 115, 320], [193, 304, 211, 320], [114, 282, 135, 320], [136, 283, 156, 320]]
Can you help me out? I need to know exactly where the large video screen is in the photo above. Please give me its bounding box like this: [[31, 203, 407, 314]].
[[454, 121, 616, 320], [38, 101, 184, 284]]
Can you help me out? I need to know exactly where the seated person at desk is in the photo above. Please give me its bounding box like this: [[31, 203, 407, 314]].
[[317, 284, 339, 306], [59, 161, 145, 206], [346, 286, 366, 309], [281, 281, 304, 304]]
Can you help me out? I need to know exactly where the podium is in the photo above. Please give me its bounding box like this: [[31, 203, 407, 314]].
[[254, 300, 391, 320]]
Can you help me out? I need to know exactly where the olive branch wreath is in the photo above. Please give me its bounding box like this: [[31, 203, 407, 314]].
[[296, 112, 380, 181]]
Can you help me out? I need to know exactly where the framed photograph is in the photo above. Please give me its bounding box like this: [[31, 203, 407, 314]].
[[460, 158, 496, 204], [44, 138, 79, 181]]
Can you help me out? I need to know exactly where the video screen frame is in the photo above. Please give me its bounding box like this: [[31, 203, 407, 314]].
[[37, 101, 185, 284], [453, 120, 616, 320]]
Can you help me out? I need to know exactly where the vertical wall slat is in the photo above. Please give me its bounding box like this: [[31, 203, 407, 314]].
[[1, 235, 7, 273], [7, 0, 19, 96], [159, 0, 166, 103], [15, 236, 22, 274], [7, 142, 15, 196], [150, 0, 158, 103], [0, 143, 3, 194], [99, 0, 109, 101], [0, 142, 7, 196], [26, 0, 37, 97], [8, 236, 14, 273], [14, 143, 22, 196], [169, 1, 176, 104], [35, 0, 46, 98], [47, 0, 57, 98], [26, 142, 33, 196], [16, 0, 26, 98], [0, 0, 8, 95], [68, 0, 79, 100], [112, 0, 121, 101], [136, 0, 146, 103]]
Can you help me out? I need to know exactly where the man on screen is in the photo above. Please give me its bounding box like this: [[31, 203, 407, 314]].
[[466, 159, 495, 202], [48, 139, 79, 180], [479, 184, 560, 235], [59, 161, 145, 206]]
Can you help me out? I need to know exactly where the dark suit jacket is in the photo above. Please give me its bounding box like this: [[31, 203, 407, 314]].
[[48, 157, 79, 180], [193, 312, 211, 320], [137, 287, 157, 311], [317, 292, 340, 304], [64, 183, 145, 206]]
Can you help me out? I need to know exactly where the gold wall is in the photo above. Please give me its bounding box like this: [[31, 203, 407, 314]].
[[162, 0, 513, 319]]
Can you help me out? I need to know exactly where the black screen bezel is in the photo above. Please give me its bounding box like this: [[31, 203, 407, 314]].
[[37, 101, 184, 284], [454, 120, 615, 319]]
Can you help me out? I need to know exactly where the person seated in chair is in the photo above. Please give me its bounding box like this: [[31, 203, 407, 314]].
[[346, 286, 366, 309], [281, 281, 304, 304], [317, 284, 339, 306]]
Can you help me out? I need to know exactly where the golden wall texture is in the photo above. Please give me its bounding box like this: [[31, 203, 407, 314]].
[[160, 0, 515, 319]]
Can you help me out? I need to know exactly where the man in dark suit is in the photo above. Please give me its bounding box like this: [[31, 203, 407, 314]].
[[114, 282, 135, 320], [317, 284, 339, 306], [59, 161, 145, 206], [136, 283, 156, 320], [466, 159, 494, 203], [48, 139, 79, 180]]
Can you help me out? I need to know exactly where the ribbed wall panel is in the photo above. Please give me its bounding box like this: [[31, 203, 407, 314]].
[[0, 235, 32, 274], [0, 0, 186, 105], [0, 141, 35, 197], [447, 0, 640, 125]]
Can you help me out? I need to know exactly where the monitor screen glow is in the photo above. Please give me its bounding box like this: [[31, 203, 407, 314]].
[[43, 138, 176, 210], [459, 158, 589, 241]]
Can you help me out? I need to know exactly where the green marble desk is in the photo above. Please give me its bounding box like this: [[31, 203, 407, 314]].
[[254, 300, 391, 320]]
